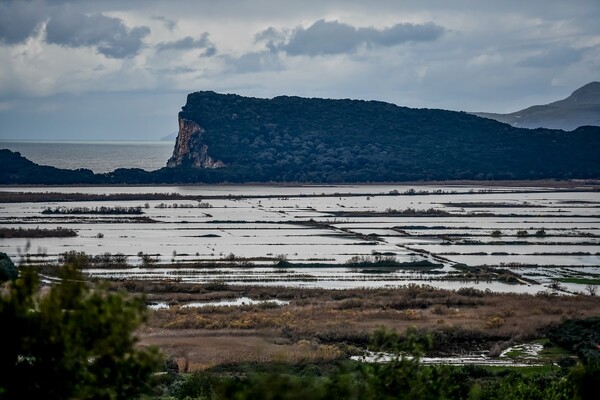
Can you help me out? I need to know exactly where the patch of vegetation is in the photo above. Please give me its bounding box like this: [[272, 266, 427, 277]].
[[150, 332, 600, 400], [478, 364, 556, 376], [535, 228, 547, 237], [0, 263, 160, 398], [155, 202, 212, 209], [344, 255, 443, 270], [0, 252, 18, 282], [42, 205, 144, 215], [0, 227, 77, 238], [0, 191, 199, 203], [442, 202, 545, 208], [555, 277, 600, 286], [57, 250, 129, 269], [534, 339, 573, 363], [547, 317, 600, 363], [331, 208, 452, 217]]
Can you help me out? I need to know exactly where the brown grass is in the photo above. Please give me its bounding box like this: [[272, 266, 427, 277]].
[[126, 282, 600, 368]]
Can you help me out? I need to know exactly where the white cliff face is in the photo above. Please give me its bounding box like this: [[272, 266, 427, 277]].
[[166, 118, 225, 168]]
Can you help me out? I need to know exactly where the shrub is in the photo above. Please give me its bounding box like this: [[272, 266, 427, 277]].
[[204, 280, 228, 291], [547, 317, 600, 362], [486, 316, 505, 329], [0, 264, 161, 398], [59, 250, 91, 267], [399, 309, 423, 320], [535, 228, 547, 237], [457, 287, 485, 297], [0, 252, 18, 282], [431, 304, 449, 315], [138, 251, 157, 267]]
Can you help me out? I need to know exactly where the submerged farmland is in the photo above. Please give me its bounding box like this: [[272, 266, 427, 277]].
[[1, 183, 599, 294]]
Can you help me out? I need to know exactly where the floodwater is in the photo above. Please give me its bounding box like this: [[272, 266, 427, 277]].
[[1, 184, 598, 294]]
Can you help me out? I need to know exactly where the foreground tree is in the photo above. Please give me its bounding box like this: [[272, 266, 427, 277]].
[[0, 263, 160, 399], [0, 252, 17, 282]]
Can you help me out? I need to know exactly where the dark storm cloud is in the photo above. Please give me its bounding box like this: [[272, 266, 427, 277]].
[[0, 1, 46, 44], [156, 33, 216, 56], [45, 8, 150, 58], [258, 19, 445, 56], [0, 1, 151, 58], [517, 47, 588, 68]]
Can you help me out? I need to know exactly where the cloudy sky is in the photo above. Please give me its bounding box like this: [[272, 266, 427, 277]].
[[0, 0, 599, 140]]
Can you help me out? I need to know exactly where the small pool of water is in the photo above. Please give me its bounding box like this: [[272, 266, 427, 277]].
[[181, 297, 289, 308]]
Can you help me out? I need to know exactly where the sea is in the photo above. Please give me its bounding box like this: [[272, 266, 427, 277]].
[[0, 141, 174, 173]]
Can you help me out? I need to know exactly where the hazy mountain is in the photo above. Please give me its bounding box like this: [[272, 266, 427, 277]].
[[473, 82, 600, 131], [160, 132, 178, 141]]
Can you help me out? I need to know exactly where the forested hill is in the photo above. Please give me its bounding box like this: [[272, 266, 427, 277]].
[[2, 91, 600, 184], [167, 91, 600, 182]]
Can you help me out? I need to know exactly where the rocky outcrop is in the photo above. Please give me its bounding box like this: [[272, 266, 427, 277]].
[[166, 117, 225, 168]]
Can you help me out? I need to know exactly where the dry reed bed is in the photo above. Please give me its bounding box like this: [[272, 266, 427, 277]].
[[126, 282, 600, 368]]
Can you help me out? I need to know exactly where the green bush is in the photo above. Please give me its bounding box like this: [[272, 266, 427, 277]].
[[0, 252, 17, 282], [0, 264, 161, 399], [548, 317, 600, 363]]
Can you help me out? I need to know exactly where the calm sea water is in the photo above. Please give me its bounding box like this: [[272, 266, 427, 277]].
[[0, 141, 174, 173]]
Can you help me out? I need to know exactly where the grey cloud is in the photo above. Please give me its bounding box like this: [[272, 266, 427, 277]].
[[363, 22, 445, 46], [0, 1, 46, 44], [151, 15, 176, 31], [222, 51, 282, 74], [283, 20, 360, 55], [254, 26, 288, 51], [255, 27, 285, 43], [44, 7, 149, 58], [262, 19, 445, 56], [517, 47, 587, 68], [148, 66, 196, 74], [156, 33, 216, 56]]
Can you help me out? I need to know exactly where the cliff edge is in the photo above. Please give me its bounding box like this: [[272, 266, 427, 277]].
[[166, 117, 225, 168]]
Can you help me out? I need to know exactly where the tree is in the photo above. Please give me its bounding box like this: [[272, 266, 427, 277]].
[[0, 263, 160, 399], [0, 252, 18, 282]]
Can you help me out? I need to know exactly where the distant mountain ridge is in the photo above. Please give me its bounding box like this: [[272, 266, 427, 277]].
[[473, 82, 600, 131], [160, 132, 178, 141]]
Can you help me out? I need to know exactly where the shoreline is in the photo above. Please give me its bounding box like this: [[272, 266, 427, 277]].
[[2, 179, 600, 189]]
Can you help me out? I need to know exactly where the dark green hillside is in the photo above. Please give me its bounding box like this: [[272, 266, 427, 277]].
[[0, 149, 99, 185], [174, 91, 600, 182], [2, 91, 600, 184]]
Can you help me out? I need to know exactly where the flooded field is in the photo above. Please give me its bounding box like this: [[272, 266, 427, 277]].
[[1, 183, 599, 294]]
